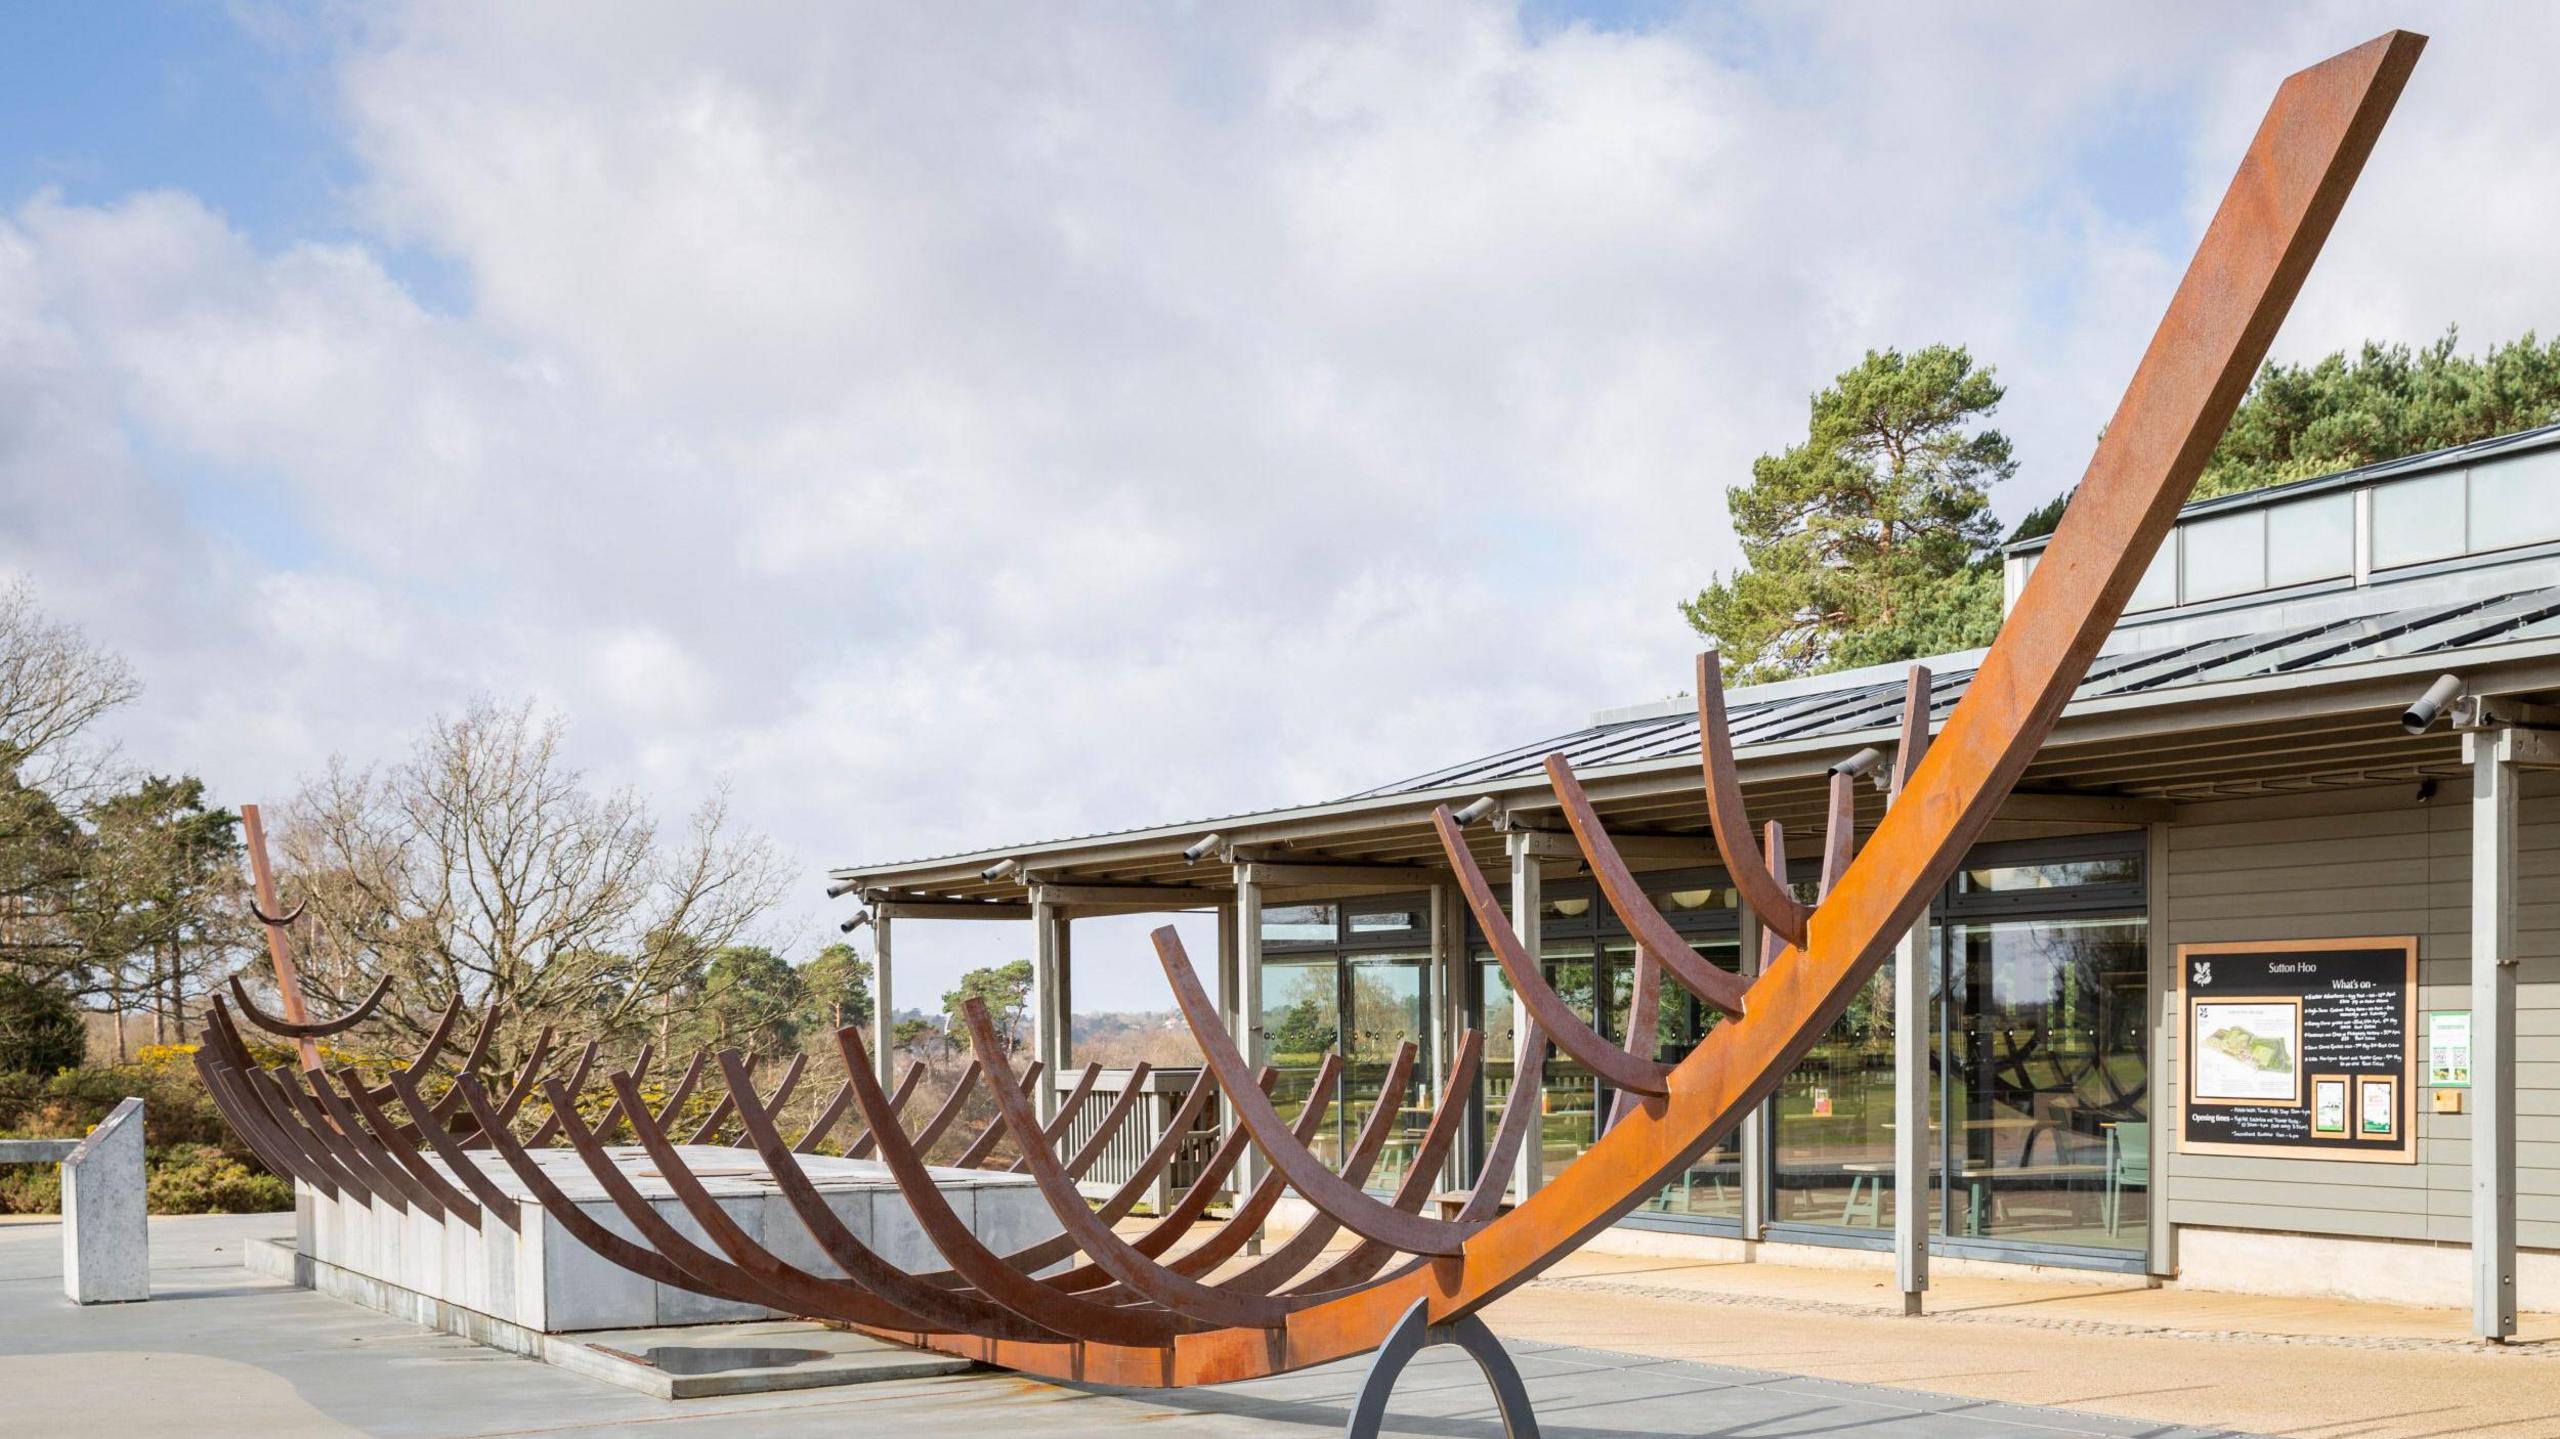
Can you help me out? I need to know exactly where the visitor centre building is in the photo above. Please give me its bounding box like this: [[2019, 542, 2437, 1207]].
[[829, 423, 2560, 1316]]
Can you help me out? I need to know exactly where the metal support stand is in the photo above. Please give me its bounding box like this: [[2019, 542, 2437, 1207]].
[[1345, 1298, 1541, 1439]]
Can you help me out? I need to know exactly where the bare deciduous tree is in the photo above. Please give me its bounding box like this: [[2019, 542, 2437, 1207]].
[[0, 580, 140, 984], [277, 697, 794, 1067]]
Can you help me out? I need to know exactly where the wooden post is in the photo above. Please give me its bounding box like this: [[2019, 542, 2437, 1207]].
[[1233, 868, 1266, 1194], [1737, 902, 1767, 1246], [1506, 832, 1543, 1200], [871, 911, 896, 1088], [1032, 900, 1062, 1123], [2469, 728, 2519, 1341], [1893, 909, 1930, 1314], [1216, 901, 1242, 1198], [239, 804, 321, 1071]]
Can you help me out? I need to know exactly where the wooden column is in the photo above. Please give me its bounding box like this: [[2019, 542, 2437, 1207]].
[[2469, 728, 2520, 1341], [1032, 900, 1062, 1123], [1233, 868, 1266, 1193], [871, 911, 896, 1087], [1506, 832, 1543, 1200], [1737, 902, 1767, 1245], [1893, 909, 1930, 1314], [1431, 882, 1470, 1189], [2145, 820, 2175, 1279], [1216, 901, 1242, 1198]]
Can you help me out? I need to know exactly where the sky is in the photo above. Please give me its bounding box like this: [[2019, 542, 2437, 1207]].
[[4, 3, 2557, 1013]]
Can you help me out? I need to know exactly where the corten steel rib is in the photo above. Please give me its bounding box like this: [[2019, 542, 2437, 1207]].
[[226, 972, 393, 1039], [187, 31, 2424, 1395]]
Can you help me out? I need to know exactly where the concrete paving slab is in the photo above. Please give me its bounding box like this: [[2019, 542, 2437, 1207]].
[[1, 1214, 2274, 1439]]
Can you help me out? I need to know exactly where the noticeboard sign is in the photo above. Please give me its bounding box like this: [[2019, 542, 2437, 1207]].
[[2427, 1011, 2473, 1088], [2176, 937, 2418, 1164]]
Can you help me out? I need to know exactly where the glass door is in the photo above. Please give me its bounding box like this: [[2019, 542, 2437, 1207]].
[[1344, 955, 1430, 1194], [1260, 957, 1341, 1167]]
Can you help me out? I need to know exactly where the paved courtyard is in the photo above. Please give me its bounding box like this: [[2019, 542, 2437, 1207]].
[[1, 1213, 2252, 1439]]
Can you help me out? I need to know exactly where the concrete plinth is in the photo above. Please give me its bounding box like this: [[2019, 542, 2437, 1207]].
[[294, 1145, 1057, 1335], [59, 1097, 148, 1304]]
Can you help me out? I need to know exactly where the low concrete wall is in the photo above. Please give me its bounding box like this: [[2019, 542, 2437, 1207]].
[[2174, 1225, 2560, 1309], [301, 1144, 1059, 1333]]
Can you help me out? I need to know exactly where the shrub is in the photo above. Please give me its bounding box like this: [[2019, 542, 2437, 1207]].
[[0, 972, 84, 1078], [0, 1164, 58, 1215], [145, 1143, 290, 1215]]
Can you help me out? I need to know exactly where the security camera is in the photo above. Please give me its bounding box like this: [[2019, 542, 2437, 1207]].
[[824, 880, 857, 899], [980, 857, 1021, 882], [2401, 674, 2465, 736], [1182, 832, 1225, 864], [839, 911, 873, 934], [1452, 796, 1500, 826], [1831, 747, 1885, 778]]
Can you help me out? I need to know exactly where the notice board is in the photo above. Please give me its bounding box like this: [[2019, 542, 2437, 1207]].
[[2176, 937, 2418, 1163]]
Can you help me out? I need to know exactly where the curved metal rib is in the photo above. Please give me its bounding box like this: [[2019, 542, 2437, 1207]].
[[797, 1060, 925, 1154], [252, 1067, 376, 1205], [447, 1023, 556, 1143], [1153, 926, 1475, 1256], [513, 1040, 603, 1147], [572, 1043, 658, 1145], [987, 1063, 1226, 1283], [250, 897, 307, 928], [1758, 819, 1790, 971], [1607, 947, 1664, 1131], [1819, 769, 1857, 899], [687, 1050, 806, 1145], [594, 1067, 976, 1329], [1894, 665, 1935, 795], [275, 1066, 422, 1215], [1696, 650, 1812, 947], [957, 998, 1300, 1330], [1544, 755, 1750, 1019], [832, 1024, 1187, 1345], [1013, 1058, 1152, 1176], [1033, 1063, 1308, 1294], [904, 1059, 990, 1159], [956, 1060, 1096, 1170], [386, 1071, 520, 1230], [453, 1076, 778, 1309], [1283, 1030, 1490, 1298], [713, 1052, 1064, 1340], [1197, 1042, 1421, 1298], [325, 1066, 482, 1229], [1433, 806, 1672, 1095], [194, 1052, 333, 1199], [227, 971, 393, 1040]]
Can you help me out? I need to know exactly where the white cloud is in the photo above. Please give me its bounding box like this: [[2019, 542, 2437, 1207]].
[[5, 3, 2559, 1008]]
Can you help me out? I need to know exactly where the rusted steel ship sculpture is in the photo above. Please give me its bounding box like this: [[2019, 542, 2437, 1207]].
[[195, 31, 2424, 1435]]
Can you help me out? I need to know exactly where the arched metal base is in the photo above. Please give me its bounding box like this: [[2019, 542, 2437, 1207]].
[[1345, 1298, 1540, 1439]]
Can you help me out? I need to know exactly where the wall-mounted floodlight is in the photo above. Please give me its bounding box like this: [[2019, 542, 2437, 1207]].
[[980, 857, 1022, 883], [1182, 832, 1225, 864], [824, 880, 857, 900], [2401, 674, 2465, 736], [839, 910, 873, 935], [1452, 796, 1500, 827]]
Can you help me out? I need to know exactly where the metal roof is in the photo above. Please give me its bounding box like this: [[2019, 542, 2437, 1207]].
[[1344, 582, 2560, 801]]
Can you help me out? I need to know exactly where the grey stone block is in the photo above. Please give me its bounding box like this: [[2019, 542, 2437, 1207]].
[[60, 1096, 148, 1304]]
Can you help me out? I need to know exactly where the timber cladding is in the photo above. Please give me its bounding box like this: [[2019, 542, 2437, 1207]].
[[2161, 775, 2560, 1246]]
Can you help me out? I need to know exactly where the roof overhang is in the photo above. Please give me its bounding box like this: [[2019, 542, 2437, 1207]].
[[827, 637, 2560, 911]]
